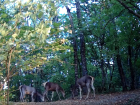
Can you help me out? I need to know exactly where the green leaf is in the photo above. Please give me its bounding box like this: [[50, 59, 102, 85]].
[[1, 13, 7, 18], [136, 58, 140, 68], [53, 22, 61, 28], [0, 55, 6, 61], [37, 4, 42, 10], [37, 53, 41, 56], [33, 55, 36, 58], [38, 11, 43, 19]]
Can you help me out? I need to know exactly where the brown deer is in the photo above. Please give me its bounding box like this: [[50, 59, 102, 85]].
[[71, 75, 95, 100], [19, 85, 44, 102], [42, 82, 65, 101]]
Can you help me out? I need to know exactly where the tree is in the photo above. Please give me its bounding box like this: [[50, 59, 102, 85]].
[[1, 0, 140, 103], [116, 0, 140, 18], [66, 6, 79, 82], [0, 0, 70, 103], [75, 0, 88, 76], [0, 84, 3, 92]]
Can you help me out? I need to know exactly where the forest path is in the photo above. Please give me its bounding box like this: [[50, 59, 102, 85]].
[[11, 89, 140, 105]]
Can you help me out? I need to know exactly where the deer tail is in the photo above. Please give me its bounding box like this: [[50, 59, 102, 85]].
[[90, 76, 94, 87]]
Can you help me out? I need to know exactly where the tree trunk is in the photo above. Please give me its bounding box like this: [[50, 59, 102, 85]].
[[108, 57, 115, 91], [112, 18, 127, 91], [109, 63, 114, 90], [66, 6, 79, 82], [128, 45, 135, 90], [75, 0, 88, 76], [116, 54, 127, 91], [0, 84, 4, 92], [101, 54, 106, 91], [99, 33, 106, 92], [7, 47, 14, 105]]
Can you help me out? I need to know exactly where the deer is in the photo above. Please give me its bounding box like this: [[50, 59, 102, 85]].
[[42, 82, 65, 101], [19, 85, 44, 102], [71, 75, 95, 100]]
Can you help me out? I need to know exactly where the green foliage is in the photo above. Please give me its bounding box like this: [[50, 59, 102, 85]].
[[0, 0, 140, 102], [136, 58, 140, 68]]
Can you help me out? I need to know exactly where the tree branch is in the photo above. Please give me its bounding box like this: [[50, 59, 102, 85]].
[[117, 0, 140, 18], [103, 9, 125, 29]]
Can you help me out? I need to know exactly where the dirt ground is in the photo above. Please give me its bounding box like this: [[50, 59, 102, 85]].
[[7, 89, 140, 105]]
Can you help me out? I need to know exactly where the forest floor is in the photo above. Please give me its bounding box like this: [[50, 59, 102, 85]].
[[9, 89, 140, 105]]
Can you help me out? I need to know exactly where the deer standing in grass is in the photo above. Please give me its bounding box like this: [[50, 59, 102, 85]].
[[71, 75, 95, 100], [19, 85, 44, 102], [42, 82, 65, 101]]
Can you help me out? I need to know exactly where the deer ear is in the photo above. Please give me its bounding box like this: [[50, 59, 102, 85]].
[[43, 83, 45, 87], [42, 82, 47, 87]]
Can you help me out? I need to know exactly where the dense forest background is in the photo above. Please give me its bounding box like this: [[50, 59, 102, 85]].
[[0, 0, 140, 104]]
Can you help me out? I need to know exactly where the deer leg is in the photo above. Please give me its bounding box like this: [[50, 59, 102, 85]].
[[51, 91, 54, 101], [85, 83, 90, 99], [44, 86, 50, 101], [56, 89, 61, 100], [20, 94, 23, 102], [20, 96, 23, 102], [44, 90, 49, 101], [31, 93, 34, 102], [20, 88, 24, 102], [79, 85, 82, 100], [38, 93, 44, 102], [22, 92, 26, 102], [91, 83, 95, 98]]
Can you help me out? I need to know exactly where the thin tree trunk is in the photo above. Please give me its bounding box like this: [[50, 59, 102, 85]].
[[128, 45, 135, 90], [112, 18, 127, 91], [75, 0, 88, 76], [66, 6, 79, 82], [0, 84, 4, 92], [116, 54, 127, 91], [99, 33, 106, 92], [78, 60, 82, 77], [108, 57, 115, 90], [134, 45, 139, 88], [7, 47, 14, 105], [100, 54, 106, 91]]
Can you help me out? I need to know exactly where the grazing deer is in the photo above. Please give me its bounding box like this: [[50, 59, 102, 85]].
[[19, 85, 44, 102], [71, 75, 95, 100], [42, 82, 65, 101]]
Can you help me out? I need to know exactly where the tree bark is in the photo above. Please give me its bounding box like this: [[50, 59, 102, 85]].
[[7, 47, 14, 105], [107, 56, 115, 91], [128, 45, 135, 90], [0, 84, 4, 92], [75, 0, 88, 76], [116, 54, 127, 91], [100, 51, 106, 91], [66, 6, 79, 82], [109, 62, 114, 90], [112, 18, 127, 91]]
